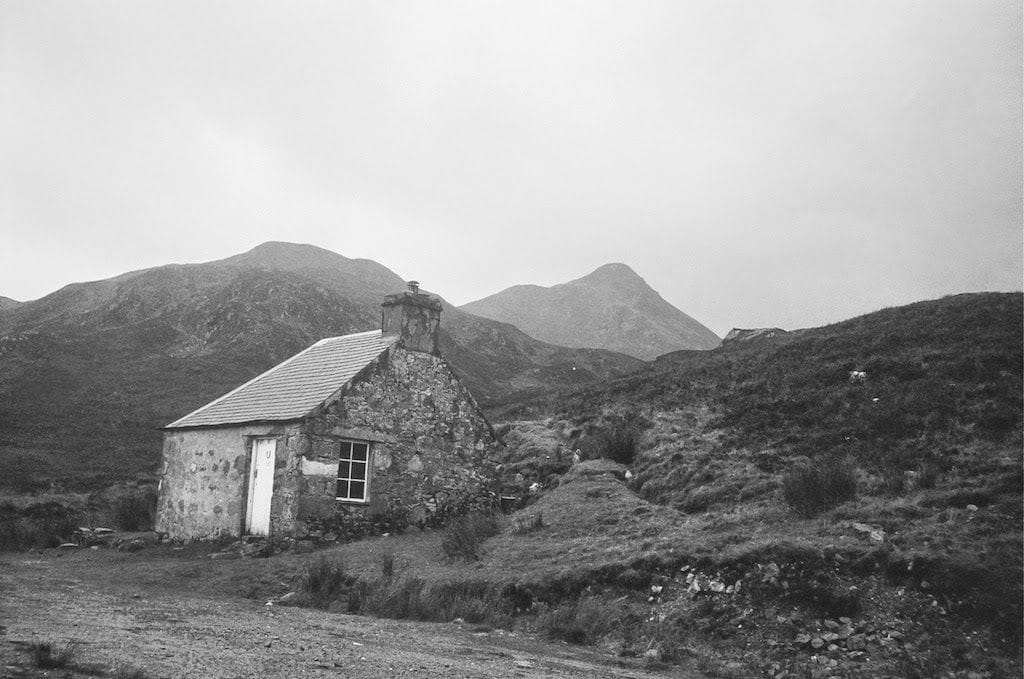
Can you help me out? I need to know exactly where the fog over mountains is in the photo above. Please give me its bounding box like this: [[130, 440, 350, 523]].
[[461, 263, 720, 360]]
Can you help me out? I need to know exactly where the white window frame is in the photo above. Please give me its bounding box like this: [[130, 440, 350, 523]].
[[336, 440, 370, 503]]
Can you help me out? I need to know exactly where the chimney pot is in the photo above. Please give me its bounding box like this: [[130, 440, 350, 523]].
[[408, 280, 419, 294]]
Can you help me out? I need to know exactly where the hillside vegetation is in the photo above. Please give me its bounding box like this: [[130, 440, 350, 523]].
[[484, 292, 1022, 675]]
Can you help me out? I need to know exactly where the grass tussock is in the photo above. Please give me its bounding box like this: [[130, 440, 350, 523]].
[[538, 597, 619, 645], [31, 640, 77, 669], [298, 555, 352, 609], [441, 512, 501, 561], [782, 457, 857, 517], [349, 576, 515, 629]]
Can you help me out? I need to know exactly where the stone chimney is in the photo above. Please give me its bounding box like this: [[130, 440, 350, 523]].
[[381, 281, 442, 354]]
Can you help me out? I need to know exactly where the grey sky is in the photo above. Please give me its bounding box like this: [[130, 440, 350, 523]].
[[1, 1, 1020, 336]]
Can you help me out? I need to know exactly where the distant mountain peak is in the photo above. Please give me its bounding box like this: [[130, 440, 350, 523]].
[[461, 263, 720, 360], [224, 241, 354, 269], [571, 262, 652, 294], [590, 262, 636, 275]]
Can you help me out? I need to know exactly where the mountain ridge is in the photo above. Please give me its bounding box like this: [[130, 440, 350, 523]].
[[0, 242, 642, 490]]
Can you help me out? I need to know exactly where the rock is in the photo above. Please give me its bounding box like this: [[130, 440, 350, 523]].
[[847, 633, 867, 651], [966, 504, 978, 512], [824, 619, 840, 630], [811, 637, 825, 649], [795, 633, 811, 645], [58, 542, 79, 549]]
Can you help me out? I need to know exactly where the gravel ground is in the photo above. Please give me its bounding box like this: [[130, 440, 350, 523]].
[[0, 550, 669, 679]]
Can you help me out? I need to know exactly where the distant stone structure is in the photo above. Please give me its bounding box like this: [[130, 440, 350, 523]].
[[156, 283, 499, 540], [722, 327, 790, 344]]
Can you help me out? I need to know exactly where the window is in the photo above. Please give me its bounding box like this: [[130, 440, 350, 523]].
[[336, 441, 369, 502]]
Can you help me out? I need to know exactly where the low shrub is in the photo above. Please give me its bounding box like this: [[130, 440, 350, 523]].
[[782, 457, 857, 517], [113, 488, 158, 532], [299, 556, 352, 609], [0, 502, 79, 551], [380, 550, 395, 579], [538, 597, 619, 645], [580, 413, 647, 465], [915, 460, 941, 490], [441, 512, 501, 561], [31, 640, 77, 669]]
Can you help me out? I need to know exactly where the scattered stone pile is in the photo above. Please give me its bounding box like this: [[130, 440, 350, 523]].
[[791, 616, 903, 661]]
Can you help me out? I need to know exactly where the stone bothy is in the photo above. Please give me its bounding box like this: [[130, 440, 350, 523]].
[[155, 283, 499, 540]]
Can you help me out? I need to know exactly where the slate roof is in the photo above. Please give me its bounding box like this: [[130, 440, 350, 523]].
[[166, 329, 397, 429]]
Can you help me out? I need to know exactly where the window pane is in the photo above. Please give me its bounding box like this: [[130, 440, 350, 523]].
[[338, 460, 351, 478], [351, 462, 366, 481], [352, 443, 368, 461], [336, 479, 348, 498], [349, 481, 365, 500], [339, 441, 352, 459]]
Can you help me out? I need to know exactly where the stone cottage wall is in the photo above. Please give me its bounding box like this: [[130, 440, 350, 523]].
[[156, 422, 303, 539], [294, 345, 499, 536]]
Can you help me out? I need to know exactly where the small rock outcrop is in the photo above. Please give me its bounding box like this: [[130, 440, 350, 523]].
[[722, 327, 790, 344]]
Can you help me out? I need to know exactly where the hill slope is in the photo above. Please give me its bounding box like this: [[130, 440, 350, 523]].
[[461, 263, 720, 360], [0, 242, 641, 490], [0, 296, 21, 311], [495, 292, 1022, 655]]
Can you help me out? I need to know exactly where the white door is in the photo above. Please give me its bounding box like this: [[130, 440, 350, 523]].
[[246, 438, 276, 535]]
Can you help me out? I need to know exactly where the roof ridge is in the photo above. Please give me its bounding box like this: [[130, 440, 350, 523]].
[[166, 329, 384, 428], [314, 328, 383, 345]]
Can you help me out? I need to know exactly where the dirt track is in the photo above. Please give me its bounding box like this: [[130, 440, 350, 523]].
[[0, 551, 668, 678]]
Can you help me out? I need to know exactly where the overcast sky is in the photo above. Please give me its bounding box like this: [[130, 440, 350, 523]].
[[1, 1, 1020, 336]]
